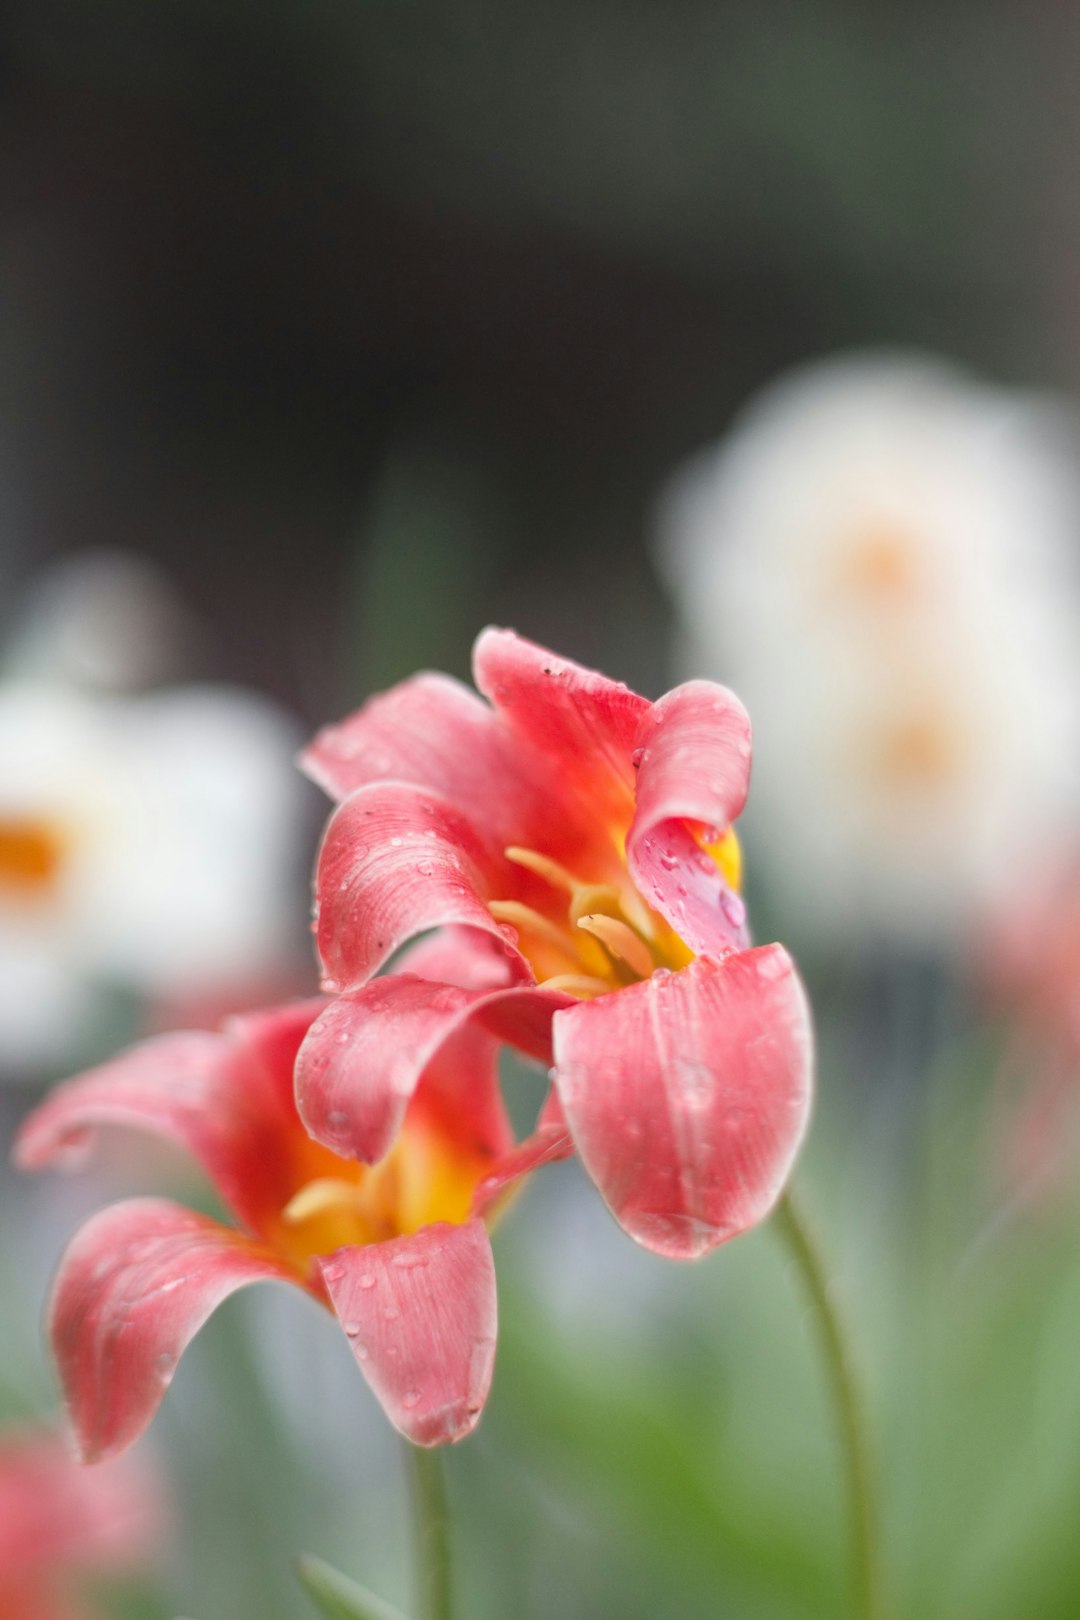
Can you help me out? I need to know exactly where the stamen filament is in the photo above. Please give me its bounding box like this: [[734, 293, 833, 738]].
[[576, 914, 654, 979], [504, 846, 581, 893], [488, 900, 577, 958], [540, 973, 611, 999], [282, 1177, 359, 1225]]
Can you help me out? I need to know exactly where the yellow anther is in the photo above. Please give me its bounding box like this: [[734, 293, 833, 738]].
[[282, 1177, 359, 1226], [540, 973, 611, 999], [576, 913, 654, 979], [567, 883, 624, 925], [488, 900, 577, 958], [504, 846, 580, 893]]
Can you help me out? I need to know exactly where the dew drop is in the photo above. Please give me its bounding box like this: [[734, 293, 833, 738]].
[[326, 1110, 350, 1137], [401, 1389, 422, 1410], [358, 1273, 377, 1290], [155, 1351, 177, 1380], [417, 860, 434, 876], [630, 746, 647, 770], [343, 1320, 361, 1337], [390, 835, 404, 847], [720, 891, 746, 929]]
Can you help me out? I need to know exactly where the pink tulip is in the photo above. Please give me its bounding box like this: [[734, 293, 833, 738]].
[[16, 992, 570, 1458], [299, 629, 813, 1261], [0, 1426, 160, 1618]]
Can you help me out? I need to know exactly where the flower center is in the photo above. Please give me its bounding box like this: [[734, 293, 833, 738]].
[[487, 829, 742, 998], [275, 1117, 489, 1274], [0, 817, 66, 900]]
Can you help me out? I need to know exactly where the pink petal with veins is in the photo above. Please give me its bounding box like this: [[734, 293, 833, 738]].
[[301, 672, 553, 849], [551, 948, 813, 1259], [13, 1010, 323, 1233], [295, 975, 571, 1163], [50, 1199, 297, 1461], [628, 681, 753, 957], [312, 783, 526, 992], [472, 628, 648, 845], [319, 1219, 496, 1446]]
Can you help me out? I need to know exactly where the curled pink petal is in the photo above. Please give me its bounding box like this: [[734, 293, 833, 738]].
[[13, 1016, 322, 1233], [319, 1220, 497, 1446], [296, 976, 569, 1163], [551, 949, 813, 1259], [472, 627, 648, 841], [628, 681, 753, 957], [50, 1198, 296, 1462], [312, 783, 522, 991]]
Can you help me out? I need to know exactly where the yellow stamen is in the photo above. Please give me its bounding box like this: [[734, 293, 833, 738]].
[[704, 825, 742, 893], [566, 883, 624, 924], [540, 973, 611, 999], [282, 1177, 360, 1226], [504, 846, 580, 893], [577, 913, 654, 978], [488, 900, 577, 958]]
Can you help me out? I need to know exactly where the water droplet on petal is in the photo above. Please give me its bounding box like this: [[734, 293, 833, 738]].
[[402, 1389, 421, 1410], [343, 1320, 361, 1337], [358, 1273, 376, 1290], [631, 746, 647, 769]]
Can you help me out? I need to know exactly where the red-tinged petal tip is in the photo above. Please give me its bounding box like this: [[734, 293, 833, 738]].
[[552, 948, 813, 1259], [319, 1220, 497, 1446], [49, 1199, 296, 1462]]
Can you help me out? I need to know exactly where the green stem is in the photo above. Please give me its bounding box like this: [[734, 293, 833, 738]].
[[773, 1189, 883, 1620], [407, 1444, 452, 1620]]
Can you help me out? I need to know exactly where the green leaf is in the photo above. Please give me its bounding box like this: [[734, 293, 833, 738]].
[[296, 1555, 411, 1620]]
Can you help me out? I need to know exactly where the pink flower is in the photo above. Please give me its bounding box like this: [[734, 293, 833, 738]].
[[15, 984, 569, 1457], [299, 629, 813, 1261], [0, 1426, 160, 1619]]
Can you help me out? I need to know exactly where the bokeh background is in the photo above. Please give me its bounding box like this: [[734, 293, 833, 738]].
[[4, 4, 1080, 1617]]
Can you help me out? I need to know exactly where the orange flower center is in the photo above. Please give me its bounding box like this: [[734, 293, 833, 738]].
[[272, 1114, 492, 1277], [0, 817, 66, 900], [485, 829, 742, 999], [837, 523, 923, 602]]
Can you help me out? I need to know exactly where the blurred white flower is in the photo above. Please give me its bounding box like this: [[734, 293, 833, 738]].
[[656, 355, 1080, 949], [0, 554, 309, 1075]]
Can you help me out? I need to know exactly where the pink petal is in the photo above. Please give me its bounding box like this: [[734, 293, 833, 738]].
[[551, 949, 813, 1259], [312, 782, 525, 991], [627, 681, 753, 957], [472, 628, 649, 841], [396, 924, 522, 992], [0, 1431, 161, 1579], [319, 1219, 496, 1446], [13, 1012, 323, 1234], [296, 975, 569, 1163], [301, 672, 556, 855], [50, 1199, 297, 1461]]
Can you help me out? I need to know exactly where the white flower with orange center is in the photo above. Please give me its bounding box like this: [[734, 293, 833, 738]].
[[0, 677, 304, 1072], [657, 354, 1080, 946]]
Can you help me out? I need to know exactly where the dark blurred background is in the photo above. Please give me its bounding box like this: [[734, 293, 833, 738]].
[[2, 0, 1076, 708]]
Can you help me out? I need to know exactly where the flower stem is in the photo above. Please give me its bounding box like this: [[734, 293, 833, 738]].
[[407, 1444, 453, 1620], [773, 1189, 883, 1620]]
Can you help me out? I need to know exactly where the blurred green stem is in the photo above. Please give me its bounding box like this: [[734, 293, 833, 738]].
[[407, 1444, 452, 1620], [774, 1189, 883, 1620]]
